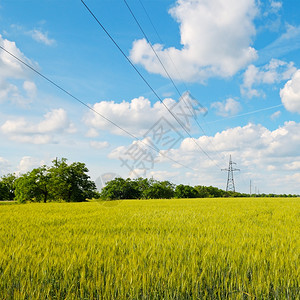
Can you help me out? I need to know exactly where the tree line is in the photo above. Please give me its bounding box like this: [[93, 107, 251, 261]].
[[99, 177, 298, 200], [0, 158, 298, 202]]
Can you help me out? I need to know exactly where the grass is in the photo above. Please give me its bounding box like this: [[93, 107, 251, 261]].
[[0, 198, 299, 299]]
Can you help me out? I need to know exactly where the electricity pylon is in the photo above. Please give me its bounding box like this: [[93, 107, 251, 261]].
[[221, 155, 240, 192]]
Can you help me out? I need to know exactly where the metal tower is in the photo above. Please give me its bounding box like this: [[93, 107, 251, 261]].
[[221, 155, 240, 192]]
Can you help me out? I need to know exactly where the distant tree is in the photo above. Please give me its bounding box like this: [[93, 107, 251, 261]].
[[0, 181, 9, 200], [0, 173, 17, 200], [143, 180, 175, 199], [174, 184, 199, 198], [206, 186, 225, 197], [100, 177, 141, 200], [194, 186, 210, 198], [134, 177, 150, 195]]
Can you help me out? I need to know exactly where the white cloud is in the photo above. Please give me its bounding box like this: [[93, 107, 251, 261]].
[[270, 1, 282, 11], [211, 98, 242, 117], [0, 34, 32, 79], [16, 156, 44, 175], [1, 108, 76, 144], [130, 0, 258, 82], [104, 120, 300, 193], [152, 122, 300, 193], [84, 93, 206, 137], [241, 59, 296, 98], [270, 110, 281, 120], [90, 141, 110, 149], [284, 161, 300, 171], [29, 29, 56, 46], [84, 96, 177, 136], [280, 69, 300, 114], [0, 35, 37, 105]]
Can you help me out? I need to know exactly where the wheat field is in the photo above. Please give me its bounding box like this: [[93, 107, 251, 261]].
[[0, 198, 299, 299]]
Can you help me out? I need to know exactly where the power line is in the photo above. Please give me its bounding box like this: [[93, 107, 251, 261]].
[[0, 45, 194, 172], [207, 104, 284, 124], [81, 0, 222, 169], [133, 0, 225, 163]]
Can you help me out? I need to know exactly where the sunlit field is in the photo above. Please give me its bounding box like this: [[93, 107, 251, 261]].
[[0, 198, 299, 299]]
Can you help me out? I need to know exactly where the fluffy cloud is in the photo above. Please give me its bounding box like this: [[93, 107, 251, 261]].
[[130, 0, 258, 82], [0, 34, 32, 79], [280, 69, 300, 114], [107, 121, 300, 193], [0, 35, 37, 105], [84, 96, 182, 136], [1, 108, 76, 144], [29, 29, 56, 46], [16, 156, 44, 175], [211, 98, 242, 117], [241, 59, 296, 98]]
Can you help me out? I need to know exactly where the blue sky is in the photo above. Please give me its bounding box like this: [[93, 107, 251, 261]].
[[1, 0, 300, 194]]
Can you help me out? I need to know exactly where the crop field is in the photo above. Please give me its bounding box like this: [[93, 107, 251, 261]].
[[0, 198, 299, 299]]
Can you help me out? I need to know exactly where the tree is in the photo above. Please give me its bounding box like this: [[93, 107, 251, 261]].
[[100, 177, 141, 200], [49, 158, 96, 202], [143, 180, 175, 199], [194, 186, 210, 198], [14, 166, 50, 203], [175, 184, 199, 198], [14, 158, 96, 203], [0, 173, 17, 200], [0, 181, 9, 200]]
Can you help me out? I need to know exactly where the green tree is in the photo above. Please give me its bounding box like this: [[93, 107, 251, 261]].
[[194, 186, 210, 198], [143, 180, 175, 199], [14, 166, 50, 203], [0, 181, 9, 200], [100, 178, 141, 200], [174, 184, 199, 198], [49, 158, 96, 202], [0, 173, 17, 200]]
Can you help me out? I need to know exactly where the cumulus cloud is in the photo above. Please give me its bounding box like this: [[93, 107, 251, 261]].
[[130, 0, 258, 82], [241, 59, 296, 98], [0, 34, 32, 79], [211, 98, 242, 117], [143, 122, 300, 192], [105, 120, 300, 193], [280, 69, 300, 114], [84, 96, 178, 136], [0, 35, 37, 105], [29, 29, 56, 46], [84, 93, 207, 138], [1, 108, 76, 144]]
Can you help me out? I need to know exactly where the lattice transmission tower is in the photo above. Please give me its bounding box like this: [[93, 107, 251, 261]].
[[221, 155, 240, 192]]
